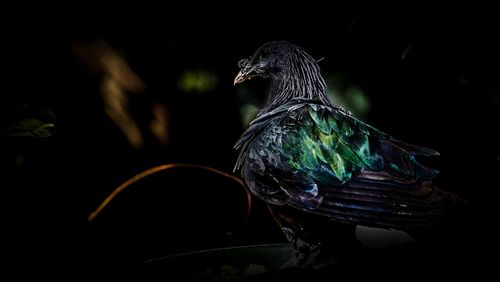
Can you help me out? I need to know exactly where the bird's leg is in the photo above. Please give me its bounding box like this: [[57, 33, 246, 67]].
[[267, 206, 321, 267], [268, 205, 359, 269]]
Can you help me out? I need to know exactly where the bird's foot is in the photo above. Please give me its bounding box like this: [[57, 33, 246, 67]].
[[281, 241, 340, 269], [281, 227, 323, 268]]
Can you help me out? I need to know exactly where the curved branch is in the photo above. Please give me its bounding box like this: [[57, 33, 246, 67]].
[[88, 163, 252, 222]]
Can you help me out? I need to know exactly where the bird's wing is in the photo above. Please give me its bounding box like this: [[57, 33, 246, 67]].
[[242, 100, 450, 229], [273, 101, 439, 183]]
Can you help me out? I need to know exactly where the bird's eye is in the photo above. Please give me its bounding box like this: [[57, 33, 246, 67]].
[[238, 58, 249, 68]]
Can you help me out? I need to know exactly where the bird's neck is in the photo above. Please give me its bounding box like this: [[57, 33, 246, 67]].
[[264, 68, 332, 113]]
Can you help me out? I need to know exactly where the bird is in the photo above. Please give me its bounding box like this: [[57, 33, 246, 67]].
[[233, 41, 462, 265]]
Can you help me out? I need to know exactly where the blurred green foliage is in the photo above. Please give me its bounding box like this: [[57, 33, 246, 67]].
[[240, 103, 259, 127], [327, 74, 371, 119], [3, 118, 55, 138], [177, 69, 218, 93]]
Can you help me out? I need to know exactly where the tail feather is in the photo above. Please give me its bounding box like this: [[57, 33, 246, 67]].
[[288, 179, 461, 230], [379, 139, 439, 180], [390, 139, 440, 157]]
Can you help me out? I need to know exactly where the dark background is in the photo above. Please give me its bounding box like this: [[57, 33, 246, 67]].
[[2, 12, 498, 280]]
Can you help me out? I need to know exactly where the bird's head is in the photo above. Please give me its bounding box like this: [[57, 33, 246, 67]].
[[234, 41, 330, 108], [234, 41, 301, 85]]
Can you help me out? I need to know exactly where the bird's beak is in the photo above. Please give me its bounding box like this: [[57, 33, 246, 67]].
[[234, 65, 267, 85], [234, 69, 249, 86]]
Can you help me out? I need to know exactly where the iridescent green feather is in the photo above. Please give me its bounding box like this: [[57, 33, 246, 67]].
[[285, 105, 382, 183]]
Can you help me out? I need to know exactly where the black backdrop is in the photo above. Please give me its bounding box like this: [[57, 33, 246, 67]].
[[2, 12, 498, 280]]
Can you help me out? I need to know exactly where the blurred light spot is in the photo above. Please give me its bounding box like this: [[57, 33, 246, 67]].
[[74, 40, 145, 149], [402, 42, 413, 61], [150, 102, 170, 145], [101, 76, 144, 149], [240, 103, 259, 127], [326, 74, 371, 118], [346, 86, 370, 115], [177, 69, 218, 93], [73, 40, 145, 92]]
